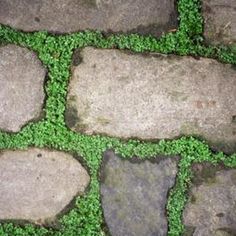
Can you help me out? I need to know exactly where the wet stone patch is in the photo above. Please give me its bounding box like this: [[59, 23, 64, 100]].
[[66, 47, 236, 153], [202, 0, 236, 45], [0, 0, 177, 37], [100, 150, 179, 236], [0, 148, 90, 224], [183, 163, 236, 236], [0, 44, 46, 132]]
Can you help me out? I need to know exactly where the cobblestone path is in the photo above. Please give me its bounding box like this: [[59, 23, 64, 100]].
[[0, 0, 235, 236]]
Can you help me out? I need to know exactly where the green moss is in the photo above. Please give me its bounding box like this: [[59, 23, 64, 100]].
[[0, 0, 235, 235]]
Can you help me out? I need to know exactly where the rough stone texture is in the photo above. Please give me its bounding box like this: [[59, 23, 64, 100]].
[[0, 148, 90, 223], [100, 150, 178, 236], [0, 0, 177, 37], [202, 0, 236, 45], [66, 47, 236, 153], [183, 163, 236, 236], [0, 44, 46, 132]]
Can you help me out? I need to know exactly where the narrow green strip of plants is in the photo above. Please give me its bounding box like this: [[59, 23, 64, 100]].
[[0, 0, 235, 235]]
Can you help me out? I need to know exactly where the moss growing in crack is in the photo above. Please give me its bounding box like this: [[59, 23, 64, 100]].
[[0, 0, 235, 235]]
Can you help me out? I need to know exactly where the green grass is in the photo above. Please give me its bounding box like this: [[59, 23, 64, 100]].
[[0, 0, 235, 235]]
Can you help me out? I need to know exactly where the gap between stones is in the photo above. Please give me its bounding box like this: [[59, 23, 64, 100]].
[[0, 0, 235, 235]]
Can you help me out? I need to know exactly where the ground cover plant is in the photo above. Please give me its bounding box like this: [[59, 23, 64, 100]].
[[0, 0, 235, 235]]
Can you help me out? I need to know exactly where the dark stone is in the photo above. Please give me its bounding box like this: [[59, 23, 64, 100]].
[[100, 150, 179, 236], [202, 0, 236, 45], [183, 163, 236, 235]]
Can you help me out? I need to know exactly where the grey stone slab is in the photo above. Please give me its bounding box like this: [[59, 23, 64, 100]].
[[100, 150, 178, 236], [0, 148, 90, 224], [183, 163, 236, 236], [66, 47, 236, 154], [0, 0, 177, 37], [202, 0, 236, 45], [0, 44, 46, 132]]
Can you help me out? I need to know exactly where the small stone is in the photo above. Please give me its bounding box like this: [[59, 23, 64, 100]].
[[0, 44, 46, 132], [0, 0, 177, 37], [183, 163, 236, 236], [66, 47, 236, 153], [0, 148, 90, 223], [100, 150, 179, 236], [202, 0, 236, 45]]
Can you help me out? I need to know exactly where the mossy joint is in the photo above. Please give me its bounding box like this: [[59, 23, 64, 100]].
[[0, 0, 235, 235]]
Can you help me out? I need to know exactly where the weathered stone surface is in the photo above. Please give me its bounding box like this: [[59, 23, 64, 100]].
[[183, 163, 236, 236], [100, 150, 178, 236], [0, 0, 177, 37], [0, 44, 46, 132], [0, 148, 90, 223], [202, 0, 236, 45], [66, 47, 236, 153]]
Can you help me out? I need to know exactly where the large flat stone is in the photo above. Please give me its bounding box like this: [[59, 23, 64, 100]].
[[202, 0, 236, 45], [0, 148, 90, 223], [183, 163, 236, 236], [100, 150, 178, 236], [0, 44, 46, 132], [0, 0, 177, 37], [66, 47, 236, 153]]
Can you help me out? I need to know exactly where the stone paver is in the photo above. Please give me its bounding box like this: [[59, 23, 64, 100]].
[[100, 150, 178, 236], [0, 44, 46, 132], [0, 0, 177, 37], [183, 163, 236, 236], [0, 148, 90, 223], [66, 47, 236, 153], [202, 0, 236, 45]]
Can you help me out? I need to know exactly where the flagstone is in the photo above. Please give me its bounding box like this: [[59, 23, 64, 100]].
[[0, 0, 177, 37], [100, 150, 179, 236], [183, 163, 236, 236], [66, 47, 236, 153], [202, 0, 236, 45], [0, 148, 90, 224], [0, 44, 46, 132]]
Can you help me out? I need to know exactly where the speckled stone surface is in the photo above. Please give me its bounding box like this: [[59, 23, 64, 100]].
[[202, 0, 236, 45], [0, 148, 90, 224], [0, 44, 46, 132], [183, 163, 236, 236], [100, 150, 178, 236], [0, 0, 177, 37], [66, 47, 236, 153]]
